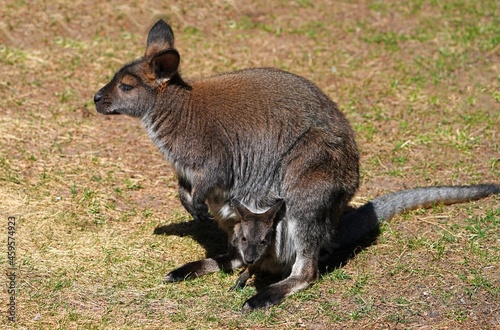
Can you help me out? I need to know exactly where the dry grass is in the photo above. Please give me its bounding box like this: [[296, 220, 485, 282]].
[[1, 0, 499, 329]]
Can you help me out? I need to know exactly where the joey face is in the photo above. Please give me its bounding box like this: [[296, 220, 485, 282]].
[[233, 220, 274, 265], [94, 62, 157, 117], [231, 199, 285, 265]]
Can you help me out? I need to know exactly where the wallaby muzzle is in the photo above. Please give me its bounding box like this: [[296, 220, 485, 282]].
[[94, 89, 120, 115]]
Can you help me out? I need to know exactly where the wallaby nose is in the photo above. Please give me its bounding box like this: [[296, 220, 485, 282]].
[[93, 91, 102, 104]]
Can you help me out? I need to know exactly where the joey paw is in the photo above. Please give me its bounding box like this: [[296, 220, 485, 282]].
[[229, 273, 249, 291], [228, 280, 246, 292]]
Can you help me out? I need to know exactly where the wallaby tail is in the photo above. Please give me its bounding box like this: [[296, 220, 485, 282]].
[[334, 184, 499, 248]]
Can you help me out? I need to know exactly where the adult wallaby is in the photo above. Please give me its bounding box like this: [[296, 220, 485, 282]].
[[94, 20, 499, 312], [94, 19, 359, 310]]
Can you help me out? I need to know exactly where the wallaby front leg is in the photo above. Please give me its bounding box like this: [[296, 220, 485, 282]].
[[191, 187, 213, 222], [178, 181, 197, 218], [177, 177, 212, 222]]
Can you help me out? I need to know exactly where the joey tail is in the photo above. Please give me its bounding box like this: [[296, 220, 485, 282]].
[[334, 184, 500, 248]]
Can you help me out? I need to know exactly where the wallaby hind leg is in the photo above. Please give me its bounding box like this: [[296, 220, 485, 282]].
[[165, 251, 243, 282]]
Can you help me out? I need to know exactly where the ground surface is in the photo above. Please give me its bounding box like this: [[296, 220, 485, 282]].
[[0, 0, 499, 329]]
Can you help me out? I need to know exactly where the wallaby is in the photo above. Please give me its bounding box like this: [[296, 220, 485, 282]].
[[94, 19, 359, 310], [231, 199, 284, 267], [94, 20, 499, 312]]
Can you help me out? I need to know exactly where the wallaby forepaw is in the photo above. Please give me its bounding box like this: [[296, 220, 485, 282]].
[[193, 212, 213, 222], [228, 284, 241, 292], [229, 272, 250, 291]]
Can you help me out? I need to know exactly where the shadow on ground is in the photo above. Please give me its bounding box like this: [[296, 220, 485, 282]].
[[154, 218, 229, 257]]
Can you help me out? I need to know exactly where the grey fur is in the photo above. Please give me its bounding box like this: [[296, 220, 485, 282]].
[[95, 19, 358, 311], [229, 199, 285, 291]]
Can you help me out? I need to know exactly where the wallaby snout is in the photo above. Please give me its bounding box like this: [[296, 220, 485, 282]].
[[93, 91, 102, 104], [93, 88, 119, 115], [236, 231, 270, 266], [93, 90, 118, 115]]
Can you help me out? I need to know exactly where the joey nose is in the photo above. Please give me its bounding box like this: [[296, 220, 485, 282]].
[[93, 91, 103, 104], [244, 256, 255, 265]]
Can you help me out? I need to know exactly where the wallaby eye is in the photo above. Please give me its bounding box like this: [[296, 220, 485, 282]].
[[119, 84, 133, 92], [241, 236, 247, 242], [259, 240, 267, 246]]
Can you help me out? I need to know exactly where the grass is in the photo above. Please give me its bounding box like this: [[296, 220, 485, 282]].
[[1, 0, 499, 329]]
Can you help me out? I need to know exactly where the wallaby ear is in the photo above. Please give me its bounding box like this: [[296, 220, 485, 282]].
[[149, 49, 180, 82], [146, 20, 175, 57]]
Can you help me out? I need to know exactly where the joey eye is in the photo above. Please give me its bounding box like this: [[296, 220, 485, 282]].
[[241, 237, 247, 242], [119, 84, 133, 92], [259, 240, 267, 246]]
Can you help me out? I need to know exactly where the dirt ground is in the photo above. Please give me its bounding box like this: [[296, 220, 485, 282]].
[[1, 0, 499, 329]]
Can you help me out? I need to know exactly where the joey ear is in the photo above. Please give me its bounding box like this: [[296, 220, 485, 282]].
[[146, 20, 175, 57], [263, 199, 285, 222], [150, 49, 180, 82], [232, 199, 250, 219]]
